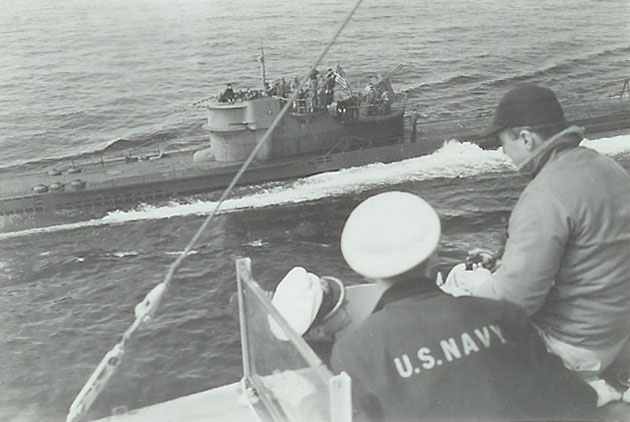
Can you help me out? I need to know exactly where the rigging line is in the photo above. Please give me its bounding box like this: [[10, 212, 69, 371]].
[[65, 0, 365, 421], [163, 0, 365, 289]]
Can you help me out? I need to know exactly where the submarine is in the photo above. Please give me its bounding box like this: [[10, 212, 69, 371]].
[[1, 73, 629, 218]]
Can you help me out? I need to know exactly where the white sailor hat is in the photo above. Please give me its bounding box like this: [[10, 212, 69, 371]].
[[340, 191, 441, 279], [269, 267, 345, 341]]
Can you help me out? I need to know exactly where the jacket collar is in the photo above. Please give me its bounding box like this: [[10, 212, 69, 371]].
[[517, 125, 583, 176], [372, 277, 441, 313]]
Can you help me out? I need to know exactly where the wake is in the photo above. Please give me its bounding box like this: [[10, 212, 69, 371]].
[[1, 134, 629, 241]]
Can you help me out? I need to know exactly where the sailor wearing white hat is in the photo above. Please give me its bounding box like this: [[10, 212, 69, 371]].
[[340, 191, 440, 281], [267, 266, 382, 349], [269, 267, 346, 342], [329, 191, 597, 421]]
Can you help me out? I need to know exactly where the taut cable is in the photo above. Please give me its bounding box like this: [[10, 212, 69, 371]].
[[66, 0, 365, 421]]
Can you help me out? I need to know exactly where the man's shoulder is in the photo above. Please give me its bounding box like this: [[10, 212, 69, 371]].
[[339, 294, 524, 340], [526, 145, 630, 205], [331, 294, 444, 351], [384, 293, 523, 320], [539, 145, 627, 182]]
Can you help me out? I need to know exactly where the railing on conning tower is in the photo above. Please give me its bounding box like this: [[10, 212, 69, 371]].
[[615, 78, 630, 99]]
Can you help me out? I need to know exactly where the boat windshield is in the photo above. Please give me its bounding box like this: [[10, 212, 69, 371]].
[[236, 258, 351, 422]]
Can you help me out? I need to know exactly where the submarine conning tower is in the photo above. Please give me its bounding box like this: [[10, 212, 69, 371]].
[[200, 81, 406, 164], [204, 97, 282, 162], [202, 95, 368, 163]]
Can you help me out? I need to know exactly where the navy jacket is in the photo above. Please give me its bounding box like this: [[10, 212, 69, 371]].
[[330, 278, 596, 421]]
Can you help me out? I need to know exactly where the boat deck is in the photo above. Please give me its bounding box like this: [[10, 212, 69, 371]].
[[88, 382, 629, 422], [92, 383, 255, 422]]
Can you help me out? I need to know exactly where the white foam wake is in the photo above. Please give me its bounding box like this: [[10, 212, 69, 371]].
[[2, 134, 629, 240], [580, 133, 630, 155]]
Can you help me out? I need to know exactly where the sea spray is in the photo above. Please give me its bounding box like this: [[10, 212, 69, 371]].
[[1, 135, 629, 241]]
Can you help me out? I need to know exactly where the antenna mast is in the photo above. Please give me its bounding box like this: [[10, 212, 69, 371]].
[[259, 43, 266, 89]]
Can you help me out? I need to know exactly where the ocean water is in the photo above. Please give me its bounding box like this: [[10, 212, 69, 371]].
[[0, 0, 629, 421]]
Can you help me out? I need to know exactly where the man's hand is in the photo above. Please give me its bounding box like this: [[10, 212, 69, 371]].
[[465, 248, 499, 271], [440, 263, 493, 297]]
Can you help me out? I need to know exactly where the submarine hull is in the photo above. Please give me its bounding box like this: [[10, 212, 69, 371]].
[[0, 136, 443, 216], [1, 95, 629, 218]]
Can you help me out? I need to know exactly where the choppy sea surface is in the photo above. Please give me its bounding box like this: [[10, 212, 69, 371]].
[[0, 0, 629, 420]]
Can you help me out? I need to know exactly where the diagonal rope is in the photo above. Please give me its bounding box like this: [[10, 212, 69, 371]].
[[66, 1, 365, 421]]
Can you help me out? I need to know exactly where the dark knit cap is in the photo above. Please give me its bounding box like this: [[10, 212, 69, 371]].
[[484, 83, 567, 137]]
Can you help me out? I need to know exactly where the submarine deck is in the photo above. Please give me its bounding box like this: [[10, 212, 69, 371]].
[[0, 149, 238, 200]]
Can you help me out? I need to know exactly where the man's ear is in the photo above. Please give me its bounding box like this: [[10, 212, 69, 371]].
[[518, 128, 540, 151]]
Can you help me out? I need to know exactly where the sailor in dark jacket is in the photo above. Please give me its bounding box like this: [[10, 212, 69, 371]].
[[330, 191, 597, 421], [222, 83, 235, 102]]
